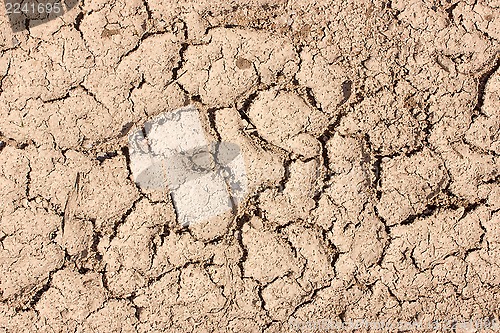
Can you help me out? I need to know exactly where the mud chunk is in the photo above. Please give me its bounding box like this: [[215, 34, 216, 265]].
[[428, 90, 476, 146], [320, 133, 372, 228], [28, 147, 94, 212], [0, 208, 65, 308], [136, 264, 227, 331], [79, 0, 147, 65], [74, 155, 140, 234], [463, 207, 500, 286], [382, 208, 484, 300], [178, 28, 298, 107], [0, 146, 30, 216], [242, 222, 304, 284], [35, 269, 107, 324], [339, 90, 426, 156], [150, 232, 210, 276], [259, 159, 321, 225], [262, 276, 308, 321], [285, 133, 322, 159], [248, 90, 327, 156], [441, 143, 499, 202], [214, 107, 286, 193], [296, 47, 348, 115], [84, 300, 138, 333], [377, 149, 449, 226], [177, 265, 226, 316], [284, 224, 336, 290], [133, 271, 179, 331], [0, 25, 94, 146], [103, 198, 175, 296], [79, 32, 183, 146], [132, 83, 186, 118]]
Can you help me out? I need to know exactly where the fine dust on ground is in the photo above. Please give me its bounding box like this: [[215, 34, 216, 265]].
[[0, 0, 500, 332]]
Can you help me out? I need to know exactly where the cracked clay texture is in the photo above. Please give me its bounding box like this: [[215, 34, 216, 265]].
[[0, 0, 500, 332]]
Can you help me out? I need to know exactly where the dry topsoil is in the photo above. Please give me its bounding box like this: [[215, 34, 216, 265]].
[[0, 0, 500, 332]]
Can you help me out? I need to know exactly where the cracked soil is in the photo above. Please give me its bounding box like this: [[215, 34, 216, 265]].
[[1, 0, 500, 332]]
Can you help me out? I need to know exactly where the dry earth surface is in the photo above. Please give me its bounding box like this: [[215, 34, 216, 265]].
[[1, 0, 500, 332]]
